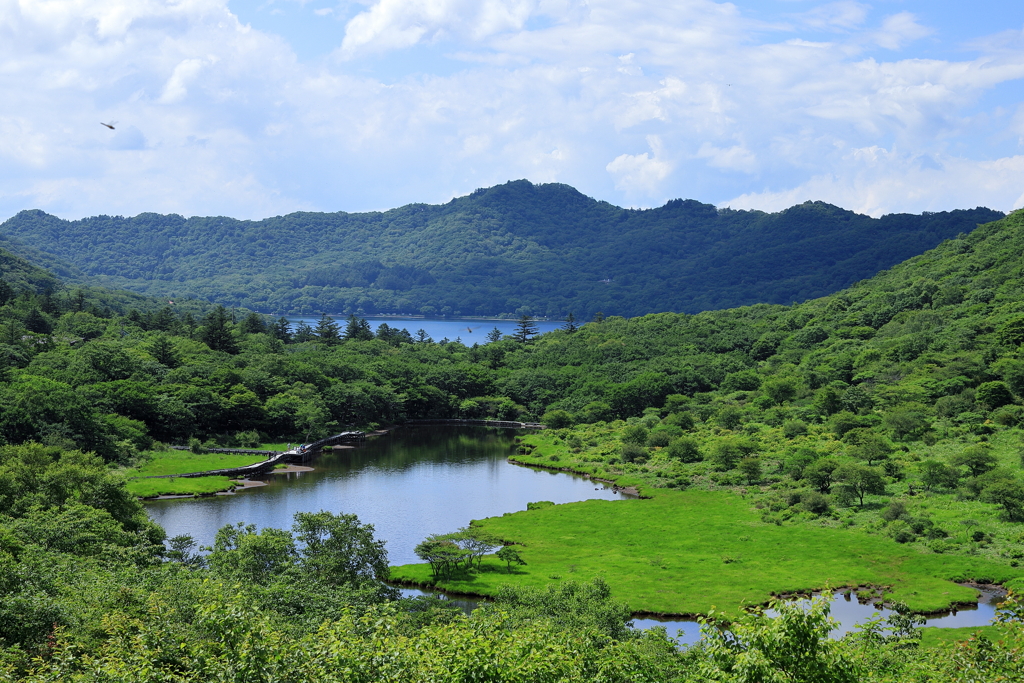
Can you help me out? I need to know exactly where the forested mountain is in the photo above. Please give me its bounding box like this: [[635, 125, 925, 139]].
[[0, 181, 1002, 318]]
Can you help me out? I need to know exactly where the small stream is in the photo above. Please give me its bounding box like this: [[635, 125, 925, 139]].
[[634, 587, 1004, 645], [146, 427, 1006, 641]]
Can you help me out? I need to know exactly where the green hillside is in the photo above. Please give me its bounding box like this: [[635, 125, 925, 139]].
[[0, 245, 61, 293], [4, 210, 1024, 679], [0, 181, 1001, 317]]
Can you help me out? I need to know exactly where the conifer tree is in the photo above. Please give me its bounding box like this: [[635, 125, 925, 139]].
[[514, 314, 538, 343], [200, 305, 239, 354], [562, 312, 578, 333], [344, 314, 374, 341], [315, 314, 342, 346]]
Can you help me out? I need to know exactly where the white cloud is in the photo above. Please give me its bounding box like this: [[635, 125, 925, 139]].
[[340, 0, 539, 55], [159, 59, 207, 103], [872, 12, 932, 50], [696, 142, 756, 174], [799, 2, 868, 31], [606, 135, 672, 194], [724, 150, 1024, 216], [0, 0, 1021, 222]]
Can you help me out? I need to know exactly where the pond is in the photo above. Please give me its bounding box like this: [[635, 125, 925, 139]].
[[146, 426, 626, 565], [146, 426, 1004, 641]]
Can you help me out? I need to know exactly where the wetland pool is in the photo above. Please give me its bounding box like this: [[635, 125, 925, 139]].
[[146, 426, 1004, 643]]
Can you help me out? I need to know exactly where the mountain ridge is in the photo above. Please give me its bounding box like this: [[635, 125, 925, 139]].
[[0, 180, 1004, 318]]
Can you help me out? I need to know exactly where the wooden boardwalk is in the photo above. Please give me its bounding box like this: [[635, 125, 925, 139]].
[[145, 423, 543, 481], [147, 431, 366, 479]]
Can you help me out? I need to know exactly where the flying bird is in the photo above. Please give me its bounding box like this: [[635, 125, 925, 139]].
[[100, 121, 117, 130]]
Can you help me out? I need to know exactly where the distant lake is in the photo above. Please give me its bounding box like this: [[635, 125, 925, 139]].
[[287, 316, 564, 344]]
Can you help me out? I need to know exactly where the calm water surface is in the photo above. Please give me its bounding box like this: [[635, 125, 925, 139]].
[[146, 426, 1003, 641], [636, 588, 1003, 646], [287, 316, 564, 344], [146, 427, 625, 566]]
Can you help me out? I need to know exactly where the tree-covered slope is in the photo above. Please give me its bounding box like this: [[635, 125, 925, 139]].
[[0, 181, 1002, 317], [0, 246, 61, 293]]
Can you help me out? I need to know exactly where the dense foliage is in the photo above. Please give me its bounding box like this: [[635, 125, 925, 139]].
[[7, 200, 1024, 679], [2, 439, 1024, 681], [0, 181, 1000, 318]]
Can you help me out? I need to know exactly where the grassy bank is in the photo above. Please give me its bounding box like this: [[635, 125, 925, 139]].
[[122, 446, 286, 497], [127, 475, 237, 498], [390, 487, 1024, 618], [920, 624, 1009, 647], [125, 447, 282, 478]]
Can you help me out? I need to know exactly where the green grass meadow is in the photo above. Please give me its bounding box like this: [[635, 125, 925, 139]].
[[919, 624, 1010, 647], [127, 449, 276, 478], [126, 475, 237, 498], [123, 446, 287, 497], [390, 489, 1024, 618]]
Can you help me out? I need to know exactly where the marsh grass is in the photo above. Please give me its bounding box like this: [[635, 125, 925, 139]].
[[391, 488, 1024, 618], [127, 450, 268, 478], [127, 475, 236, 497], [919, 624, 1009, 647]]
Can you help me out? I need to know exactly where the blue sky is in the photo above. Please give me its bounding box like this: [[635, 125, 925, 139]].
[[0, 1, 1021, 220]]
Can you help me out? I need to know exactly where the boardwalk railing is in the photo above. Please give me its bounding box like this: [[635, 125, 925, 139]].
[[404, 419, 546, 429], [291, 431, 366, 461], [150, 423, 540, 480], [151, 431, 367, 478]]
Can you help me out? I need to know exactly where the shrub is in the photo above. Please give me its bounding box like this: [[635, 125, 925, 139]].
[[893, 528, 916, 544], [667, 437, 702, 463], [782, 420, 808, 438], [762, 377, 799, 405], [646, 430, 672, 448], [784, 449, 819, 480], [829, 411, 863, 437], [976, 381, 1014, 410], [920, 459, 959, 491], [663, 411, 695, 430], [621, 424, 649, 445], [578, 401, 612, 423], [716, 405, 743, 430], [710, 437, 754, 471], [541, 409, 575, 429], [881, 500, 909, 522], [722, 369, 762, 392], [738, 457, 762, 484], [991, 405, 1024, 426], [621, 442, 648, 463], [236, 430, 262, 448], [883, 407, 930, 441], [801, 491, 830, 515]]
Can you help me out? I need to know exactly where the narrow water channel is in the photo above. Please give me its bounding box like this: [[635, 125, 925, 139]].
[[146, 426, 1003, 641]]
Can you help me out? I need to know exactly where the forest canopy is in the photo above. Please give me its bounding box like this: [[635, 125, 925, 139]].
[[0, 181, 1002, 318]]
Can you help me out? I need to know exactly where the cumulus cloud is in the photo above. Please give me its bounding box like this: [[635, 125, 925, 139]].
[[696, 142, 757, 174], [159, 59, 208, 103], [724, 150, 1024, 217], [0, 0, 1022, 221], [606, 135, 673, 194]]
